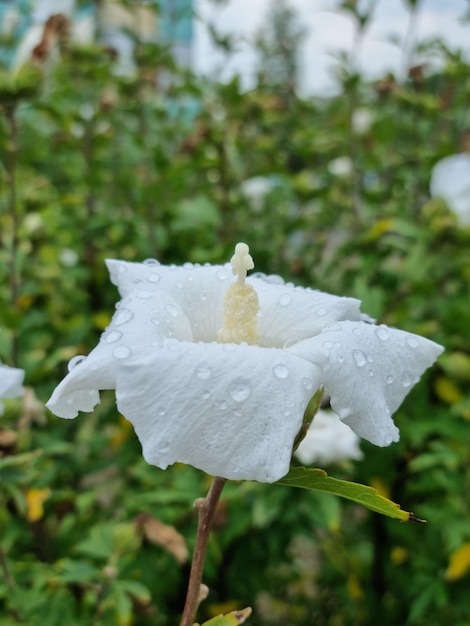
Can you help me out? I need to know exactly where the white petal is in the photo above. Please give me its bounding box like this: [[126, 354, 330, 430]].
[[295, 409, 363, 465], [47, 290, 192, 418], [115, 341, 323, 483], [290, 321, 443, 446], [0, 364, 25, 399], [249, 278, 362, 348], [106, 260, 232, 342]]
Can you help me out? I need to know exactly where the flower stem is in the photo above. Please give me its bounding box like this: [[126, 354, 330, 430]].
[[180, 476, 227, 626]]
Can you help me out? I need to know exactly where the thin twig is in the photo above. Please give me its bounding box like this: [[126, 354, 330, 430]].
[[180, 476, 227, 626]]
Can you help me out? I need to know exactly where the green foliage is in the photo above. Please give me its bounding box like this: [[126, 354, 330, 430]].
[[1, 2, 469, 625]]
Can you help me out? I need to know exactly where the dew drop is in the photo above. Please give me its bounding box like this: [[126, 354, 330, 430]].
[[202, 390, 211, 399], [219, 401, 228, 411], [216, 269, 228, 280], [322, 322, 341, 332], [136, 289, 152, 299], [158, 440, 170, 453], [114, 308, 133, 325], [68, 355, 87, 372], [375, 326, 389, 341], [223, 343, 236, 352], [337, 354, 344, 363], [352, 349, 367, 367], [273, 364, 289, 379], [367, 355, 374, 363], [196, 362, 212, 380], [230, 380, 251, 402], [386, 374, 394, 384], [200, 292, 208, 301], [406, 335, 419, 348], [302, 378, 313, 390], [279, 293, 292, 306], [105, 330, 122, 344], [143, 258, 160, 265], [316, 306, 327, 316], [158, 408, 166, 417], [113, 345, 131, 359], [165, 304, 178, 317], [352, 327, 362, 336], [147, 272, 161, 283], [402, 371, 415, 387], [183, 262, 194, 269]]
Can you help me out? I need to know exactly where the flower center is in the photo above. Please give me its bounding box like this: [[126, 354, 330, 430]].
[[217, 243, 260, 345]]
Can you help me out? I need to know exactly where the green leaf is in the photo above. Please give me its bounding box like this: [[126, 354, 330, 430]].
[[276, 467, 423, 522], [201, 607, 252, 625]]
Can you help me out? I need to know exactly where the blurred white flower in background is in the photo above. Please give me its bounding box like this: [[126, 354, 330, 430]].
[[240, 175, 282, 211], [328, 156, 353, 177], [430, 153, 470, 226], [295, 409, 363, 466], [351, 108, 373, 135], [0, 361, 25, 415]]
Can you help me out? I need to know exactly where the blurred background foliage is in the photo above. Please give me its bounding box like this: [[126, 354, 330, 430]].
[[1, 0, 470, 624]]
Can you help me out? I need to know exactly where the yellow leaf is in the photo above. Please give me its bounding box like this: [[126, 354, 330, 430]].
[[25, 488, 51, 522], [445, 543, 470, 581], [435, 377, 463, 405]]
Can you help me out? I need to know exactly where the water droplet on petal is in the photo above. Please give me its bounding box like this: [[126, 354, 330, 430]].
[[196, 362, 212, 380], [406, 335, 419, 348], [386, 374, 394, 384], [136, 289, 152, 299], [158, 440, 170, 453], [200, 292, 208, 301], [322, 322, 341, 332], [165, 304, 178, 317], [143, 258, 160, 265], [219, 401, 228, 411], [183, 262, 194, 269], [352, 349, 367, 367], [114, 308, 133, 325], [273, 364, 289, 379], [402, 371, 415, 387], [68, 355, 87, 372], [375, 326, 389, 341], [202, 390, 211, 399], [105, 330, 122, 344], [302, 378, 313, 390], [352, 327, 362, 336], [279, 293, 292, 306], [316, 306, 327, 316], [113, 345, 131, 359], [147, 272, 161, 283], [216, 269, 228, 280], [230, 380, 251, 402]]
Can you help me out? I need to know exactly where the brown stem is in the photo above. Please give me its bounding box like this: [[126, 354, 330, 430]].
[[180, 476, 227, 626], [5, 103, 20, 365]]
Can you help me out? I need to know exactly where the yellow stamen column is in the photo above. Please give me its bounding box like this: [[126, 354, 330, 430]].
[[217, 243, 260, 345]]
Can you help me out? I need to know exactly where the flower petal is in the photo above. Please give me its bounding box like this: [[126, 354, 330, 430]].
[[106, 260, 233, 342], [290, 321, 443, 446], [0, 364, 24, 399], [115, 341, 323, 482], [249, 278, 362, 348], [46, 290, 192, 418]]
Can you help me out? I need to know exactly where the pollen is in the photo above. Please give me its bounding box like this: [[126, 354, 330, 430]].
[[218, 243, 260, 345]]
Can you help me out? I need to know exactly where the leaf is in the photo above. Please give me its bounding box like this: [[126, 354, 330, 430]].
[[445, 543, 470, 581], [276, 467, 422, 522], [201, 607, 252, 625], [135, 513, 188, 563]]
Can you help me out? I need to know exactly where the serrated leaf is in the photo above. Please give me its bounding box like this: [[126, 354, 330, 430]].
[[201, 607, 252, 625], [276, 467, 422, 522]]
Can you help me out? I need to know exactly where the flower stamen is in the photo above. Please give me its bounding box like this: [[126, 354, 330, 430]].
[[217, 243, 260, 345]]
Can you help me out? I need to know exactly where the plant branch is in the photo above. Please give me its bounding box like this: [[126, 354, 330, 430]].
[[180, 476, 227, 626]]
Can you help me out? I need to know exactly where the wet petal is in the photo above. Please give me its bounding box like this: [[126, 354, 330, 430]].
[[249, 278, 362, 348], [46, 290, 192, 418], [106, 260, 232, 342], [0, 364, 24, 399], [115, 341, 323, 483], [290, 321, 443, 446]]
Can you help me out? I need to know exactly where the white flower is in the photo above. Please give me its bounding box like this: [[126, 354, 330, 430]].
[[328, 156, 353, 177], [430, 154, 470, 226], [46, 256, 443, 483], [294, 409, 363, 466], [351, 108, 373, 135], [0, 362, 25, 415]]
